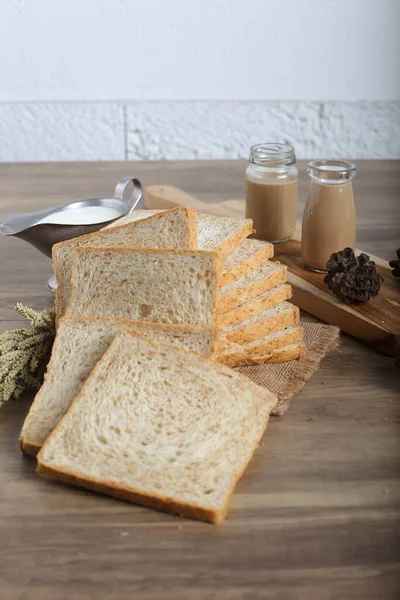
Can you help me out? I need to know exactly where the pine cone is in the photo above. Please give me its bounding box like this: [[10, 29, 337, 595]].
[[389, 248, 400, 278], [324, 247, 383, 304]]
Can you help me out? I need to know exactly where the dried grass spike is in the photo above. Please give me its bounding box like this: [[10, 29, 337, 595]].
[[0, 304, 56, 407]]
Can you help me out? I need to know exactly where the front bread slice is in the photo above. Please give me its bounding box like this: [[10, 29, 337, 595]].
[[19, 318, 217, 456], [36, 330, 277, 524]]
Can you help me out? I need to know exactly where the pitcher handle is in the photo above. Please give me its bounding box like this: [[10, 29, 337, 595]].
[[113, 177, 144, 213]]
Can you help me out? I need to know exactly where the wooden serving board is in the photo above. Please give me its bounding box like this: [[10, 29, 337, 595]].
[[274, 238, 400, 356], [145, 185, 400, 356]]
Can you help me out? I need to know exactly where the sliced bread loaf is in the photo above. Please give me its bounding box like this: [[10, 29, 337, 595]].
[[217, 325, 304, 367], [105, 210, 253, 259], [66, 248, 221, 325], [218, 301, 300, 350], [36, 329, 277, 524], [53, 207, 197, 320], [217, 261, 287, 313], [20, 317, 217, 457], [220, 239, 274, 287], [218, 283, 292, 329]]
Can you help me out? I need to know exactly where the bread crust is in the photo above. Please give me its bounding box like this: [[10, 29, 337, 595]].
[[214, 222, 254, 260], [219, 340, 306, 367], [36, 462, 226, 524], [217, 326, 304, 367], [103, 212, 253, 260], [53, 207, 198, 324], [37, 407, 272, 525], [36, 329, 277, 524], [218, 305, 300, 351], [19, 438, 41, 457], [72, 246, 222, 258], [217, 264, 287, 313], [218, 284, 292, 329], [220, 241, 274, 288], [19, 316, 78, 455]]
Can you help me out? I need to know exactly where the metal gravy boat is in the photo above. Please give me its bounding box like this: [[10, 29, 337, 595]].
[[0, 176, 143, 291]]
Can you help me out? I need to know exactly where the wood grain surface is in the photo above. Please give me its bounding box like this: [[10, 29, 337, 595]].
[[0, 161, 399, 600]]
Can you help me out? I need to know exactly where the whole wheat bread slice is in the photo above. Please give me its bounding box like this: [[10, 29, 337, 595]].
[[218, 283, 292, 329], [103, 209, 164, 225], [36, 329, 277, 524], [20, 317, 217, 457], [217, 261, 287, 313], [102, 209, 164, 229], [217, 325, 304, 367], [53, 207, 197, 321], [220, 239, 274, 287], [66, 247, 221, 325], [195, 214, 253, 259], [105, 211, 254, 259], [218, 301, 300, 350], [236, 341, 306, 366]]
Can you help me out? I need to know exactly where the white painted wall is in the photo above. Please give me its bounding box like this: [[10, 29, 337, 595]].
[[0, 0, 399, 161], [1, 0, 399, 102]]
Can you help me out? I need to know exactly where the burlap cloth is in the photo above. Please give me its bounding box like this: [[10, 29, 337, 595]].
[[236, 323, 340, 416]]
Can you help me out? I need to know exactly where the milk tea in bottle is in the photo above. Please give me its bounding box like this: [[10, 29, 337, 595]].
[[246, 143, 298, 242], [301, 160, 357, 273]]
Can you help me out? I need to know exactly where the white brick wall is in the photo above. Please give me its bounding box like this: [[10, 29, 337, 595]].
[[1, 0, 399, 161], [0, 103, 125, 162], [126, 101, 400, 160], [0, 101, 399, 162], [1, 0, 399, 103]]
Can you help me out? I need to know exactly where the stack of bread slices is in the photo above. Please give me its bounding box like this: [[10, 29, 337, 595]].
[[19, 206, 304, 524], [100, 207, 305, 366]]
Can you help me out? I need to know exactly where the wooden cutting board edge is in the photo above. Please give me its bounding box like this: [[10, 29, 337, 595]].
[[287, 271, 399, 356]]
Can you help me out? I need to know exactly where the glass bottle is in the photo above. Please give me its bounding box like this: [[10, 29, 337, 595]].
[[301, 160, 357, 273], [245, 143, 298, 243]]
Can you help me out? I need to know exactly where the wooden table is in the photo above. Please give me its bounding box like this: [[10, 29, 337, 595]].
[[0, 161, 399, 600]]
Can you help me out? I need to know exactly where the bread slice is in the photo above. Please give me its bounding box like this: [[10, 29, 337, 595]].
[[218, 283, 292, 329], [218, 301, 300, 350], [36, 329, 277, 524], [103, 209, 164, 227], [195, 214, 253, 259], [217, 325, 304, 367], [105, 210, 254, 259], [217, 261, 287, 313], [53, 207, 197, 320], [102, 209, 165, 229], [220, 239, 274, 287], [20, 317, 217, 457], [66, 248, 221, 325], [250, 341, 306, 364]]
